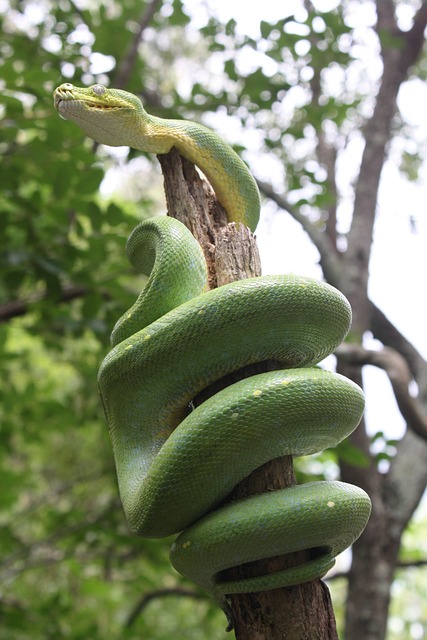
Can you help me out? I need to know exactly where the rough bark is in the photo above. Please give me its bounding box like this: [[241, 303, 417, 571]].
[[158, 148, 339, 639]]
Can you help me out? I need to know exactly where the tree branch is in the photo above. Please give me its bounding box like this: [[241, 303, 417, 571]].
[[125, 587, 207, 628], [113, 0, 163, 90], [327, 556, 427, 582], [370, 303, 426, 380], [375, 0, 397, 34], [257, 179, 342, 286], [0, 284, 90, 322], [305, 3, 339, 248], [345, 0, 427, 328], [399, 1, 427, 73], [384, 429, 427, 541], [258, 179, 427, 382], [0, 502, 117, 581], [336, 343, 427, 441]]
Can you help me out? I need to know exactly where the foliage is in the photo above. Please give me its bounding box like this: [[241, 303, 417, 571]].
[[0, 2, 225, 637], [1, 0, 426, 638]]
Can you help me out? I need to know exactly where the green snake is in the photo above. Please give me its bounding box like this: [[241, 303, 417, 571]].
[[53, 82, 260, 231], [54, 83, 371, 624]]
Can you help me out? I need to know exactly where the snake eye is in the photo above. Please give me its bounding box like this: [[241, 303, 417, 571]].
[[93, 84, 106, 96]]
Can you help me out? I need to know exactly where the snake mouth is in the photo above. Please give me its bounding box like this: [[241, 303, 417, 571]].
[[54, 94, 76, 113], [54, 92, 123, 113], [53, 94, 63, 110], [85, 102, 124, 111]]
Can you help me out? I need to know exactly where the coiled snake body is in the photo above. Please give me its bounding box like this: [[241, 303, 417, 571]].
[[54, 83, 371, 619]]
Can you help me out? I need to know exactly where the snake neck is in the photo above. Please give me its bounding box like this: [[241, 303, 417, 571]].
[[131, 111, 204, 160], [128, 111, 178, 154], [132, 111, 261, 231]]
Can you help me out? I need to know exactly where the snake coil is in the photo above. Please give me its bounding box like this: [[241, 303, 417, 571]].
[[53, 81, 371, 628], [98, 216, 371, 623]]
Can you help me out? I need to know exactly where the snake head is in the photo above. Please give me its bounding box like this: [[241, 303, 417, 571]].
[[53, 83, 144, 147]]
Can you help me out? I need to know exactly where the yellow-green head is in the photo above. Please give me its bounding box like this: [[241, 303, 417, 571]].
[[53, 82, 261, 231], [53, 83, 146, 147]]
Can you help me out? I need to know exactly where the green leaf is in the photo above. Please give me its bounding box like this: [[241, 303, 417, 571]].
[[106, 202, 126, 226], [82, 293, 103, 319], [224, 59, 238, 82], [75, 168, 104, 196], [336, 440, 370, 468]]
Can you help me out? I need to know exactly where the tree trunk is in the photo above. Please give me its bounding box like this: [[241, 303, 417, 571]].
[[158, 148, 339, 639], [335, 5, 427, 638]]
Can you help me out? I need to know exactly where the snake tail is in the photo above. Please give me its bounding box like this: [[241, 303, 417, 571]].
[[97, 217, 372, 617]]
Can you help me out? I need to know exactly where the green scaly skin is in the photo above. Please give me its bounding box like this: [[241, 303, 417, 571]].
[[54, 84, 371, 627], [53, 83, 260, 231]]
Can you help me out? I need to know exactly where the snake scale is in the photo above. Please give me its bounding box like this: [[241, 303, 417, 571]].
[[54, 83, 371, 625]]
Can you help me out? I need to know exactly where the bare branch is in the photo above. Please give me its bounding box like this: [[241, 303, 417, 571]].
[[370, 302, 427, 380], [327, 556, 427, 582], [346, 0, 427, 327], [125, 587, 206, 628], [114, 0, 163, 90], [336, 344, 427, 442], [304, 8, 339, 248], [375, 0, 397, 34], [0, 282, 117, 323], [400, 1, 427, 71], [257, 179, 342, 286], [0, 284, 89, 322], [0, 502, 118, 582]]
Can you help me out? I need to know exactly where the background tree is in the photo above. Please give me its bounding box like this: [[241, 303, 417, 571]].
[[1, 1, 427, 639]]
